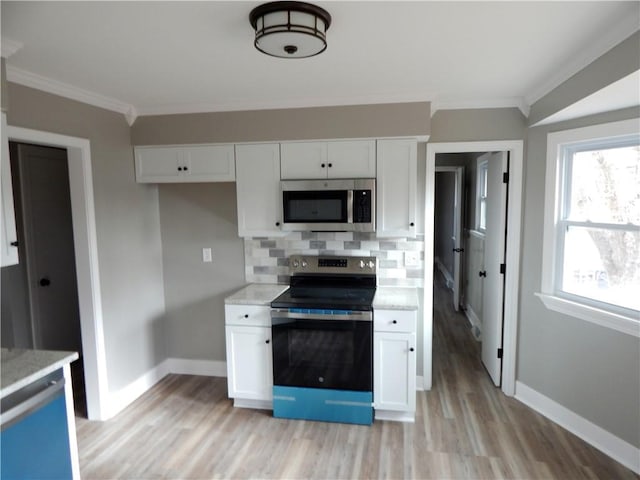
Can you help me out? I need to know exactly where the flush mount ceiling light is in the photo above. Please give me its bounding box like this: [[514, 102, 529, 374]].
[[249, 1, 332, 59]]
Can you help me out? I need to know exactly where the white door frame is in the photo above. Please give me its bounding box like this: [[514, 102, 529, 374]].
[[7, 125, 109, 420], [434, 166, 464, 311], [424, 140, 523, 396]]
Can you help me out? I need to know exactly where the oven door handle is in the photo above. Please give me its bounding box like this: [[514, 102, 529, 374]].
[[270, 309, 372, 322]]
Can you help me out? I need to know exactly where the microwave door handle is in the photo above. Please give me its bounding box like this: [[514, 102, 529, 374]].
[[347, 190, 354, 224]]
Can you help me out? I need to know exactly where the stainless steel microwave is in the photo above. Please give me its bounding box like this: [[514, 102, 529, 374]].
[[280, 179, 375, 232]]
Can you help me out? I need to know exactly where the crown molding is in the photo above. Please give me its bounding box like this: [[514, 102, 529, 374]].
[[6, 66, 138, 125], [431, 97, 530, 118], [1, 38, 23, 58], [525, 19, 640, 107]]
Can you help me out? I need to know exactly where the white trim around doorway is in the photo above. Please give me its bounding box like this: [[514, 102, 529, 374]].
[[424, 140, 523, 396], [7, 125, 109, 420]]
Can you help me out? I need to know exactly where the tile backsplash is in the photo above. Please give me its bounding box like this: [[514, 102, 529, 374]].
[[244, 232, 424, 287]]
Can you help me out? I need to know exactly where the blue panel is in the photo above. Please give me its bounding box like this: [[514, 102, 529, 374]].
[[273, 386, 373, 425], [1, 393, 72, 480]]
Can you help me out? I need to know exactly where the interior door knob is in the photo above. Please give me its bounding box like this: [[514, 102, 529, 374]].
[[479, 270, 487, 278], [39, 277, 51, 287]]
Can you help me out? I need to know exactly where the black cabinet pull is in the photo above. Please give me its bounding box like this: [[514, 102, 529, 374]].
[[10, 241, 19, 247], [183, 166, 188, 171], [479, 270, 487, 278], [321, 163, 325, 168], [244, 314, 249, 318], [265, 339, 270, 344], [39, 277, 51, 287], [177, 166, 183, 171], [328, 163, 332, 168], [275, 222, 280, 226], [410, 222, 415, 227], [409, 347, 415, 352], [392, 320, 397, 324]]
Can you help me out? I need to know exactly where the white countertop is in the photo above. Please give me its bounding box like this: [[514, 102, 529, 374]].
[[373, 287, 420, 310], [1, 348, 79, 399], [225, 283, 289, 306]]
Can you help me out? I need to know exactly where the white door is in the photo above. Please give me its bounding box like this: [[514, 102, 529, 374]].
[[481, 151, 508, 386], [13, 143, 82, 353]]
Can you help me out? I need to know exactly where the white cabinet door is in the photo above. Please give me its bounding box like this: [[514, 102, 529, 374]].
[[376, 139, 417, 237], [280, 142, 327, 179], [235, 143, 284, 237], [225, 325, 273, 401], [1, 113, 19, 266], [135, 146, 183, 182], [134, 145, 235, 183], [182, 145, 235, 182], [374, 330, 416, 412], [327, 140, 376, 178]]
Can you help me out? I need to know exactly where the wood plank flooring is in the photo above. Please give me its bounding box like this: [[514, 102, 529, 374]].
[[76, 273, 638, 479]]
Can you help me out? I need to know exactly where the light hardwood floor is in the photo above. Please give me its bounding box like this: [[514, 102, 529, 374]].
[[76, 274, 638, 479]]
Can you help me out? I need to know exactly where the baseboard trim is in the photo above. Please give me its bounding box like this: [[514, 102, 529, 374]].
[[166, 358, 227, 377], [375, 409, 415, 423], [105, 358, 227, 419], [464, 304, 482, 341], [435, 258, 454, 290], [515, 381, 640, 474]]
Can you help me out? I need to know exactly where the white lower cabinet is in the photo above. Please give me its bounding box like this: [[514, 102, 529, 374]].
[[224, 305, 272, 409], [374, 309, 417, 421]]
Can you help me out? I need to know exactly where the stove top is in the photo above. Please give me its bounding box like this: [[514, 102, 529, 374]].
[[271, 255, 377, 312]]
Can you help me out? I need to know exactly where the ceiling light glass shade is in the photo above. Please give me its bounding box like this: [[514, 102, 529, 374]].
[[249, 1, 332, 59]]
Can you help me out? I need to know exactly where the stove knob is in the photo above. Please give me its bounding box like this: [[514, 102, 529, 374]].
[[301, 260, 308, 268], [292, 259, 300, 268], [359, 260, 365, 269], [367, 260, 375, 269]]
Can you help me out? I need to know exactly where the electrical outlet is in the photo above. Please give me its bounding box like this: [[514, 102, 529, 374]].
[[202, 247, 212, 263], [404, 251, 420, 267]]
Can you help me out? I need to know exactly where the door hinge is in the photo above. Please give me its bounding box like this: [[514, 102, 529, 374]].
[[497, 348, 503, 359], [500, 263, 506, 275], [503, 172, 509, 183]]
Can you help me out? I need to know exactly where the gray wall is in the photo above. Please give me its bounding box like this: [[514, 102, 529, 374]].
[[131, 102, 431, 145], [430, 108, 527, 142], [158, 182, 244, 361], [520, 106, 640, 448], [6, 83, 166, 392]]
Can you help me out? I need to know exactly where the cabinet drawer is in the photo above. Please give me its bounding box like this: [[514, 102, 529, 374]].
[[374, 310, 416, 333], [225, 305, 271, 327]]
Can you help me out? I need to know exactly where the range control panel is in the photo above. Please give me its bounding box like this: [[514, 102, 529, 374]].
[[289, 255, 377, 275]]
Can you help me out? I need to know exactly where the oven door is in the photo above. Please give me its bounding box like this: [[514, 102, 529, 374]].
[[271, 310, 372, 392]]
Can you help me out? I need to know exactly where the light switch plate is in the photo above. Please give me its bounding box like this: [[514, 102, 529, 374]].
[[404, 251, 420, 267], [202, 247, 212, 263]]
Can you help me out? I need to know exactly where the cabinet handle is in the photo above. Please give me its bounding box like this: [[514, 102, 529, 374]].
[[39, 277, 51, 287], [410, 222, 415, 227], [183, 166, 188, 171], [328, 163, 332, 168], [177, 167, 183, 171], [265, 339, 270, 344], [321, 163, 325, 168], [244, 314, 249, 318], [275, 222, 280, 227], [409, 347, 415, 352], [392, 320, 397, 324], [479, 270, 487, 278]]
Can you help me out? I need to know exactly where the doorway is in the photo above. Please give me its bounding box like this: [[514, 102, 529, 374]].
[[4, 142, 86, 413], [424, 141, 523, 396], [5, 123, 108, 420]]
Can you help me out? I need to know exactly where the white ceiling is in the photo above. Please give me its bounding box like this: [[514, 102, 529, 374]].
[[2, 1, 639, 124]]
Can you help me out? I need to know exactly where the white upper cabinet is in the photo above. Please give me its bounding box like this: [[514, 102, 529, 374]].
[[376, 139, 417, 238], [134, 144, 235, 183], [280, 140, 376, 179], [235, 143, 284, 237], [1, 113, 19, 267]]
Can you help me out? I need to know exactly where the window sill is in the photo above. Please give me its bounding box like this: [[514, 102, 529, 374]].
[[535, 293, 640, 338]]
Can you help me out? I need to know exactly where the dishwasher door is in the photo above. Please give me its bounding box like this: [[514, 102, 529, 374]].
[[1, 369, 73, 479]]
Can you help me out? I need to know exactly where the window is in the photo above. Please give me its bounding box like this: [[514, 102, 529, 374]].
[[539, 118, 640, 337], [476, 157, 488, 232]]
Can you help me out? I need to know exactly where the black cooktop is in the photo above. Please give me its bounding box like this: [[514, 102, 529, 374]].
[[271, 286, 376, 312]]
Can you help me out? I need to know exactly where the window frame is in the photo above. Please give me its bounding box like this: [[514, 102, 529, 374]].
[[538, 118, 640, 338], [475, 155, 489, 232]]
